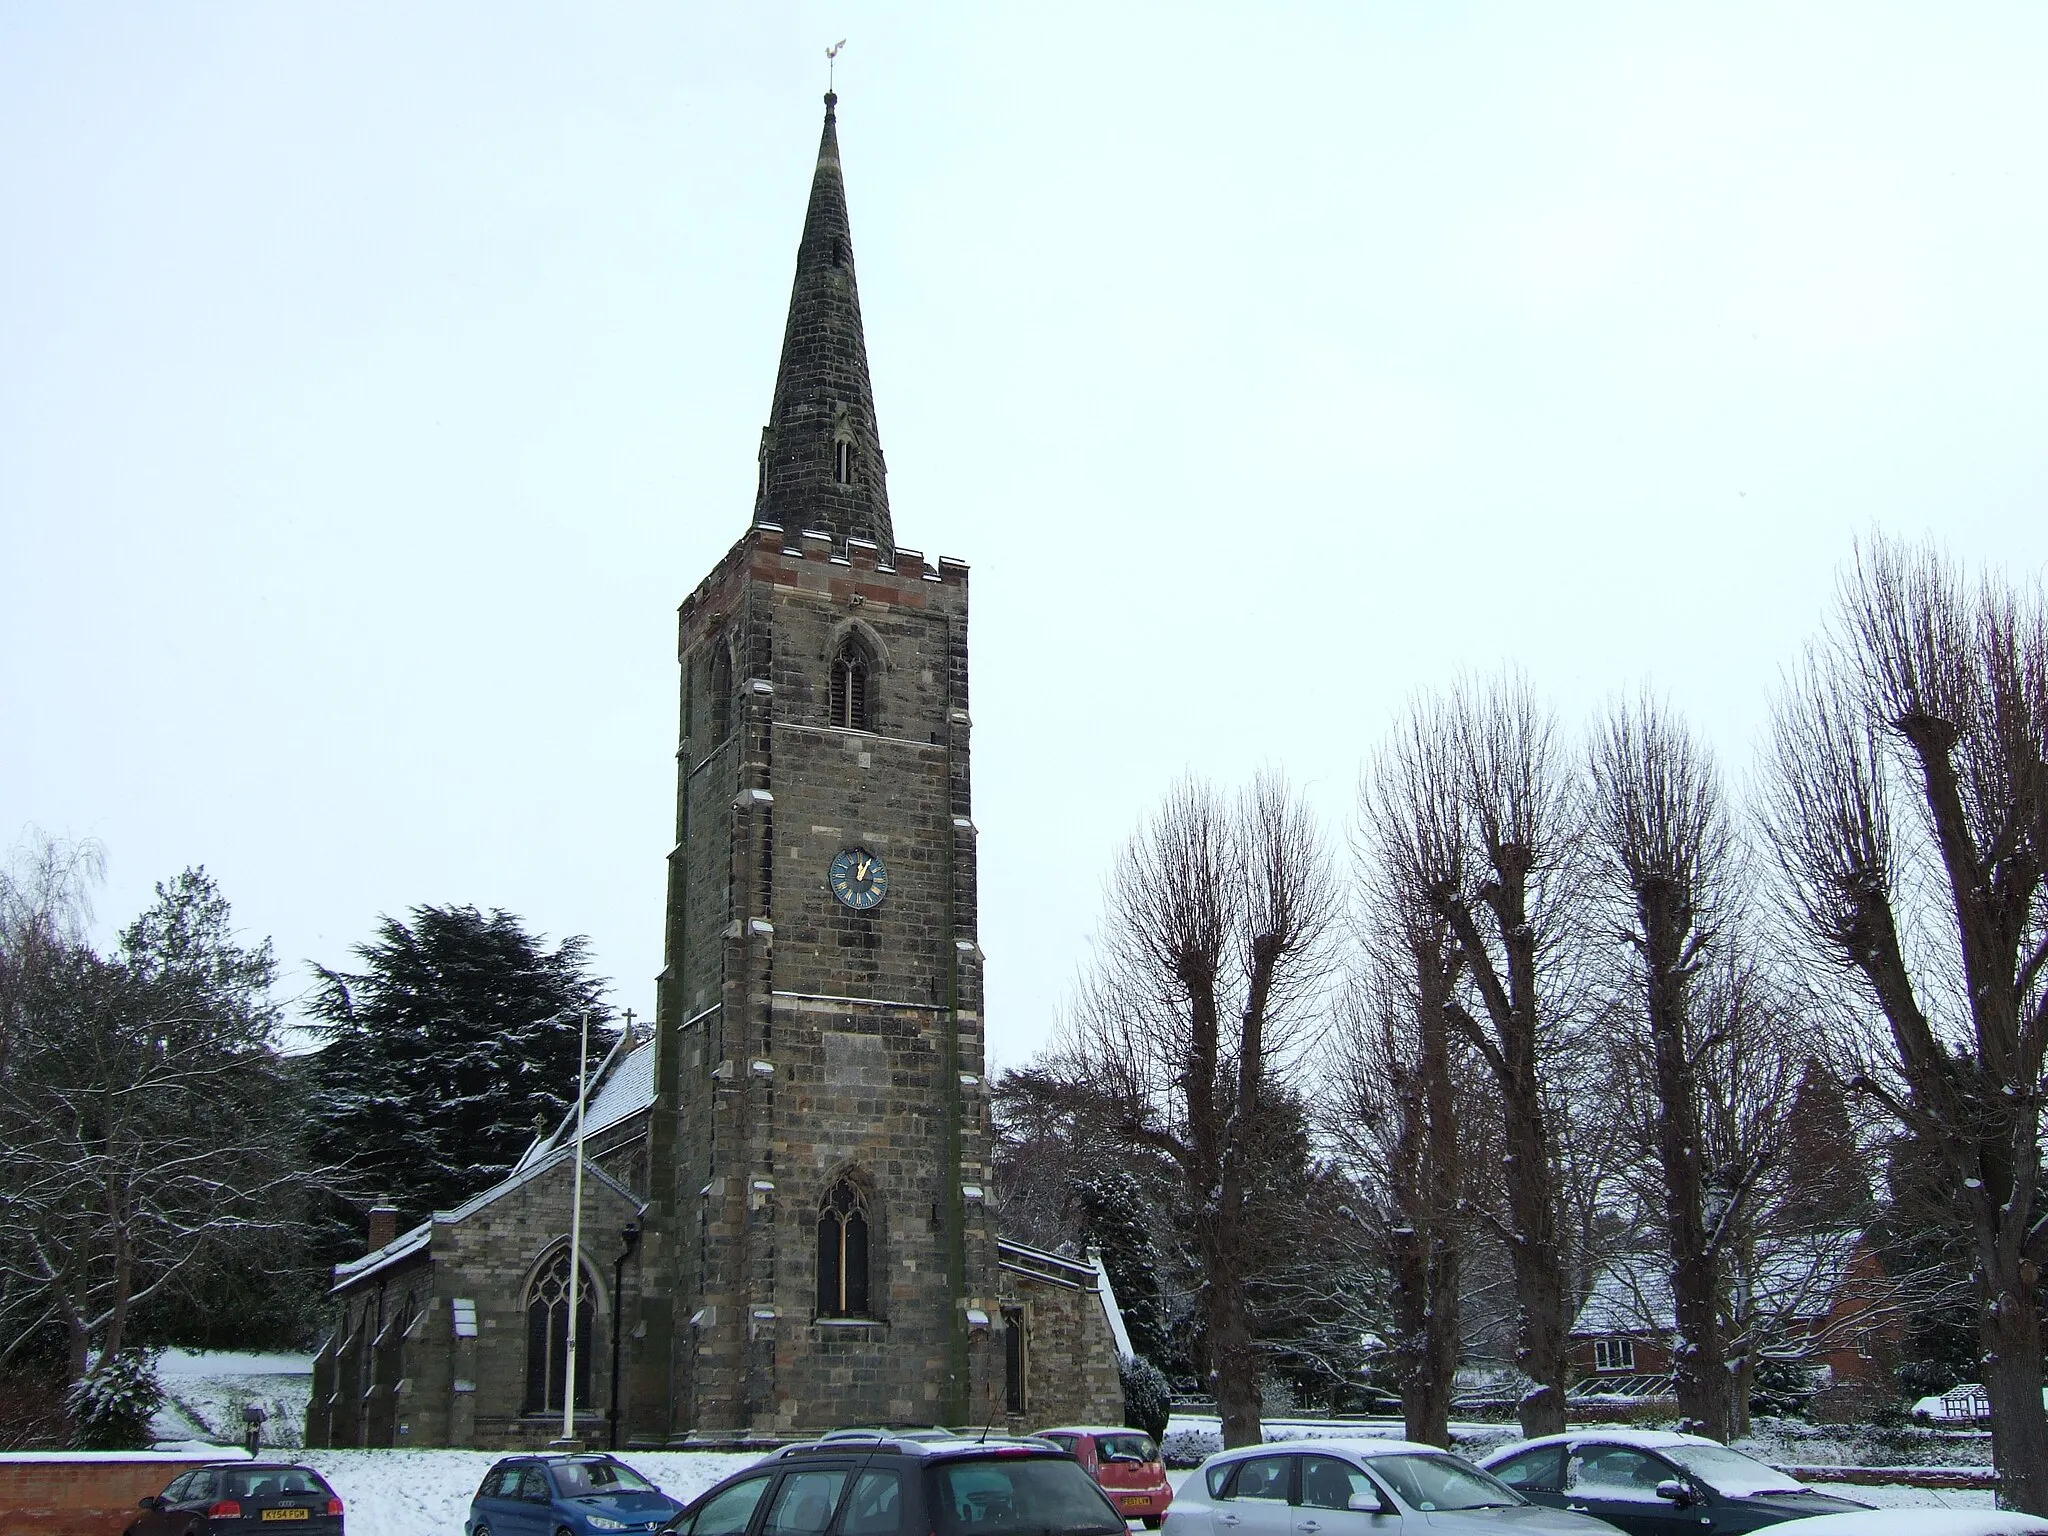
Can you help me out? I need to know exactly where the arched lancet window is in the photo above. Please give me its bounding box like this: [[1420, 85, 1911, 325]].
[[816, 1180, 870, 1318], [830, 639, 874, 732], [524, 1247, 597, 1414], [834, 437, 854, 485], [710, 641, 734, 741]]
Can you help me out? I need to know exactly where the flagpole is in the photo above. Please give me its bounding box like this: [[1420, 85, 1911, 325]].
[[562, 1007, 590, 1444]]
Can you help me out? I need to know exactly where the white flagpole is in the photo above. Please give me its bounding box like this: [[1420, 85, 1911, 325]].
[[562, 1007, 590, 1444]]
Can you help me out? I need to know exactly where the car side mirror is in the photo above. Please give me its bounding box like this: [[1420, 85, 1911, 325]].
[[138, 1497, 164, 1511], [1347, 1492, 1385, 1513], [1654, 1479, 1693, 1505]]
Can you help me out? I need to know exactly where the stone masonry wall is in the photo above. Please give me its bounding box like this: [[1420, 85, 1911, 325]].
[[645, 525, 993, 1440]]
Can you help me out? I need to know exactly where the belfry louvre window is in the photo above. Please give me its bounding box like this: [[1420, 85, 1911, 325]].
[[817, 1180, 870, 1317], [834, 438, 854, 485], [830, 643, 873, 732], [524, 1248, 596, 1413]]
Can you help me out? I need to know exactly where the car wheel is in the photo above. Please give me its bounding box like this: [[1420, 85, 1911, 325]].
[[473, 1528, 491, 1536]]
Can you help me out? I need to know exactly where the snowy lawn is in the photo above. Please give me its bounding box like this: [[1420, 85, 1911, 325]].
[[298, 1448, 764, 1536], [152, 1348, 316, 1449]]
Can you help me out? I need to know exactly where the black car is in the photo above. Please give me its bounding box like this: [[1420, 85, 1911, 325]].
[[127, 1462, 343, 1535], [660, 1432, 1128, 1536], [1480, 1431, 1868, 1534]]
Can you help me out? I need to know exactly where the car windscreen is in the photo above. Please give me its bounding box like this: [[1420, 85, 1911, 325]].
[[222, 1468, 331, 1499], [1095, 1434, 1156, 1463], [554, 1458, 659, 1494], [1659, 1443, 1806, 1496], [1364, 1454, 1524, 1512], [932, 1456, 1126, 1536]]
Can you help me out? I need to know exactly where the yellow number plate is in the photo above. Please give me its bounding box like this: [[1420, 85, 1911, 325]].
[[262, 1510, 310, 1521]]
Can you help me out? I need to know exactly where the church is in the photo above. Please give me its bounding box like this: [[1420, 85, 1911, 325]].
[[305, 93, 1127, 1449]]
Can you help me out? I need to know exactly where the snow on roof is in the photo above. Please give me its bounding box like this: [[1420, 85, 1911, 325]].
[[1484, 1429, 1714, 1458], [1211, 1437, 1450, 1459], [997, 1238, 1099, 1288], [518, 1035, 655, 1172], [332, 1144, 647, 1292], [331, 1219, 431, 1286], [1091, 1250, 1136, 1361], [1572, 1230, 1865, 1337]]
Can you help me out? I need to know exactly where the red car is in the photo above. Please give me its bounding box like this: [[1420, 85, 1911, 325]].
[[1037, 1426, 1173, 1528]]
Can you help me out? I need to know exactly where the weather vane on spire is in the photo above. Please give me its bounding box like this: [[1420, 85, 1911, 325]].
[[827, 39, 846, 93]]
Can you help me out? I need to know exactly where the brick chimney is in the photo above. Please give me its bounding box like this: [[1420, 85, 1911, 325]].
[[366, 1199, 400, 1254]]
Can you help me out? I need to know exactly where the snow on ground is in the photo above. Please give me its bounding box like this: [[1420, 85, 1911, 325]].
[[297, 1448, 764, 1536], [149, 1348, 315, 1450]]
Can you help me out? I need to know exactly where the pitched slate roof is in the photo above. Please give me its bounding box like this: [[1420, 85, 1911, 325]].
[[1571, 1229, 1867, 1336]]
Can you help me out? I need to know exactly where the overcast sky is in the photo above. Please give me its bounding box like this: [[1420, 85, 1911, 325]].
[[5, 4, 2046, 1071]]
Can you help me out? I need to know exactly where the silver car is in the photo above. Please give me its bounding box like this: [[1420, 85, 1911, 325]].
[[1163, 1438, 1623, 1536]]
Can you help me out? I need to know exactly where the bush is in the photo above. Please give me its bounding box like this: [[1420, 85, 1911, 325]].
[[67, 1351, 164, 1449], [1121, 1353, 1171, 1441]]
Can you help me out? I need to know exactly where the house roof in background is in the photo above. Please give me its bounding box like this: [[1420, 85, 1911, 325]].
[[1572, 1229, 1868, 1337]]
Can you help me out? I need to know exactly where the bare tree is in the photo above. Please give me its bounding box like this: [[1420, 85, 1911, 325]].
[[1070, 774, 1339, 1447], [0, 863, 307, 1389], [1589, 697, 1778, 1440], [1762, 538, 2048, 1511], [1423, 677, 1588, 1437]]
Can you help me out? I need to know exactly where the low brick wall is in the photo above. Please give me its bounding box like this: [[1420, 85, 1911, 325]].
[[1787, 1463, 1998, 1490], [0, 1451, 246, 1536]]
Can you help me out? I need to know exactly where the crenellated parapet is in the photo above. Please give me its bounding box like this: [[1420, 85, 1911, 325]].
[[679, 524, 969, 651]]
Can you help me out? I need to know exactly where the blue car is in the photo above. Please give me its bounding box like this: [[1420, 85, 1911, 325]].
[[467, 1454, 683, 1536]]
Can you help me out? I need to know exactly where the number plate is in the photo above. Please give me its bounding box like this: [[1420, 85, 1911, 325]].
[[262, 1510, 310, 1521]]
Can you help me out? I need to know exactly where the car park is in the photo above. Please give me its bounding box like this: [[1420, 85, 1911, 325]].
[[1035, 1426, 1174, 1528], [467, 1453, 684, 1536], [127, 1463, 343, 1535], [1758, 1516, 2048, 1536], [1480, 1430, 1869, 1534], [659, 1431, 1127, 1536], [1162, 1437, 1625, 1535]]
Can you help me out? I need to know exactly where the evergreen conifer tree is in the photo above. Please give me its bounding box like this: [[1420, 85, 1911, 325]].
[[305, 905, 612, 1256]]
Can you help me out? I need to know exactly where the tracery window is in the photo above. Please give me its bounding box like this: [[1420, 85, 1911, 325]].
[[816, 1180, 871, 1317], [830, 640, 873, 732], [524, 1247, 597, 1414]]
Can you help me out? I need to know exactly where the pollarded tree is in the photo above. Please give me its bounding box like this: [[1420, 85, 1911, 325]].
[[1333, 700, 1479, 1446], [1069, 775, 1339, 1447], [1762, 538, 2048, 1511], [1421, 677, 1591, 1437], [305, 905, 613, 1252]]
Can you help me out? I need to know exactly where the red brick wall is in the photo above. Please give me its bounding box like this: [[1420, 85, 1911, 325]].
[[0, 1455, 226, 1536]]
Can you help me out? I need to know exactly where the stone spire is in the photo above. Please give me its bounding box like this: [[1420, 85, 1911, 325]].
[[754, 92, 893, 556]]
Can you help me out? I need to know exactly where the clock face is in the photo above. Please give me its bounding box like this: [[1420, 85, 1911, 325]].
[[829, 847, 888, 910]]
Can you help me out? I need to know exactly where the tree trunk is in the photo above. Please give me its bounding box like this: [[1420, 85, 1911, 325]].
[[1983, 1261, 2048, 1513], [1649, 925, 1732, 1441], [1501, 1084, 1568, 1437], [1206, 1263, 1262, 1448]]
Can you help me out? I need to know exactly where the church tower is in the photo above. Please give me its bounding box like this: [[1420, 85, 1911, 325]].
[[634, 93, 998, 1440]]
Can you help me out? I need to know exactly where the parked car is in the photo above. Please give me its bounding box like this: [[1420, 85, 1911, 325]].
[[127, 1463, 343, 1535], [1036, 1426, 1174, 1528], [467, 1453, 684, 1536], [1480, 1430, 1869, 1534], [1761, 1517, 2048, 1536], [1163, 1437, 1624, 1535], [659, 1431, 1127, 1536]]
